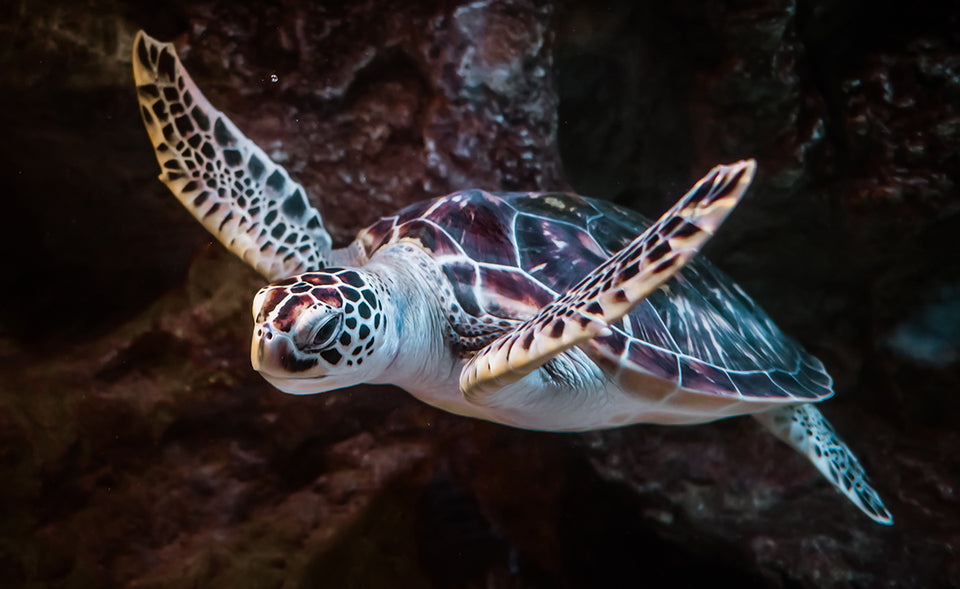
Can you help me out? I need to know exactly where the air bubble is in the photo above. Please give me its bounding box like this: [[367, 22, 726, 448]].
[[270, 74, 279, 83]]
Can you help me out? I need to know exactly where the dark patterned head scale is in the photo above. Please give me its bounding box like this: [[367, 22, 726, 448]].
[[251, 268, 387, 379]]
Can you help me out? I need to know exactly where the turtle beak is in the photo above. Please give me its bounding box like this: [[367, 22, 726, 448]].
[[251, 323, 344, 395], [250, 322, 276, 372], [252, 288, 268, 322], [251, 323, 317, 376], [251, 290, 282, 372]]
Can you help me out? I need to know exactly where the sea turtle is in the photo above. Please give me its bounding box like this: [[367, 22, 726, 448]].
[[132, 31, 892, 524]]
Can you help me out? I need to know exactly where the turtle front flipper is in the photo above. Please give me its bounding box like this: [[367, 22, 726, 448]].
[[133, 31, 333, 280], [459, 160, 756, 401]]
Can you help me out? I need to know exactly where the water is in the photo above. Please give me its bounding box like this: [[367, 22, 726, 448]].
[[1, 1, 957, 587]]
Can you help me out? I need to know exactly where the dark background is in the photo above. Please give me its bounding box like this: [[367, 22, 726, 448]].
[[1, 0, 958, 587]]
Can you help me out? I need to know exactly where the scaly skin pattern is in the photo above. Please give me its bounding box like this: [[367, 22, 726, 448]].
[[133, 31, 892, 524], [756, 404, 893, 524], [132, 31, 346, 280]]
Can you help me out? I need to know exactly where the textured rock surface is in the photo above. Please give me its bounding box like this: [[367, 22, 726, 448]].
[[1, 0, 958, 587]]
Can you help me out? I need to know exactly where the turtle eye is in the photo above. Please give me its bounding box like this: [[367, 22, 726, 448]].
[[301, 314, 341, 352]]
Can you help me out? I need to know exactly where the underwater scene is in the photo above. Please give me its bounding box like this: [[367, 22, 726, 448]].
[[1, 1, 958, 587]]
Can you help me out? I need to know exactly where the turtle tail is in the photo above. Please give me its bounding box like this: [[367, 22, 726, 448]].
[[754, 404, 893, 525]]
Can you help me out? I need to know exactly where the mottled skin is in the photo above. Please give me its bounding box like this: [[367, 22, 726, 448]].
[[133, 31, 892, 524]]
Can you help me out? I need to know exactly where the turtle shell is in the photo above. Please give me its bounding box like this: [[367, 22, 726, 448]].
[[356, 189, 832, 402]]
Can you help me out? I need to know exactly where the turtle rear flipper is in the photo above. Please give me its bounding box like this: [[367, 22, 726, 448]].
[[460, 160, 756, 400], [755, 404, 893, 525], [133, 31, 333, 280]]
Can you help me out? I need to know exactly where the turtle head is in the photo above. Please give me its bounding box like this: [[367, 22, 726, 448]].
[[250, 268, 393, 394]]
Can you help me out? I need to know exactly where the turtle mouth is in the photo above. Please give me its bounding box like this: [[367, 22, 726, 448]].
[[260, 373, 326, 380], [258, 371, 337, 396]]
